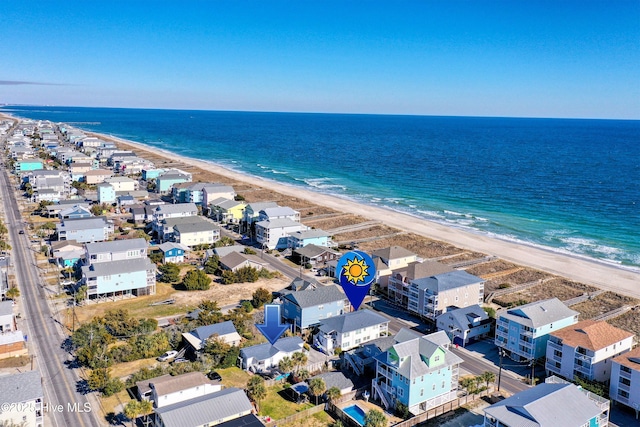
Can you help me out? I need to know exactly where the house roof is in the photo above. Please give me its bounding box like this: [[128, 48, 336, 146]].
[[311, 371, 354, 392], [155, 387, 252, 427], [483, 382, 602, 427], [220, 252, 255, 270], [411, 270, 484, 293], [246, 202, 278, 213], [83, 169, 113, 176], [57, 217, 110, 231], [499, 298, 579, 329], [216, 414, 263, 427], [288, 229, 331, 240], [318, 309, 389, 335], [158, 242, 190, 253], [59, 205, 91, 216], [85, 238, 147, 254], [212, 245, 246, 258], [282, 285, 346, 309], [261, 206, 298, 218], [82, 257, 155, 277], [0, 370, 42, 405], [151, 371, 213, 397], [0, 300, 13, 316], [612, 347, 640, 371], [395, 261, 453, 280], [0, 330, 25, 346], [371, 246, 416, 262], [189, 321, 238, 342], [155, 203, 197, 215], [294, 244, 340, 259], [255, 218, 302, 229], [211, 198, 244, 210], [436, 304, 489, 331], [174, 220, 219, 234], [550, 320, 634, 351], [240, 336, 304, 362], [202, 184, 235, 194], [50, 239, 82, 251]]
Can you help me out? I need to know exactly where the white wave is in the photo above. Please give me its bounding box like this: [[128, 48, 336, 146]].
[[416, 209, 446, 219], [444, 210, 465, 216], [270, 169, 288, 174]]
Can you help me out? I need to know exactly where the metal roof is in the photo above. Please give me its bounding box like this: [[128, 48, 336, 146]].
[[411, 270, 483, 292], [174, 220, 219, 234], [82, 257, 155, 277], [57, 217, 110, 231], [499, 298, 579, 329], [155, 203, 197, 215], [0, 300, 15, 316], [85, 238, 147, 254], [310, 371, 354, 392]]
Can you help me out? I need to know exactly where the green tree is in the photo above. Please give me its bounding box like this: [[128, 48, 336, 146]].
[[326, 386, 341, 404], [481, 371, 496, 389], [483, 306, 496, 318], [158, 263, 180, 283], [278, 356, 294, 374], [297, 369, 310, 381], [203, 336, 231, 367], [0, 240, 11, 252], [75, 285, 87, 305], [221, 269, 237, 285], [395, 401, 410, 420], [251, 287, 273, 308], [124, 400, 142, 427], [149, 251, 164, 264], [292, 351, 308, 374], [182, 269, 211, 291], [308, 378, 326, 405], [5, 287, 19, 300], [204, 255, 220, 274], [243, 247, 256, 255], [236, 266, 259, 283], [214, 236, 235, 247], [364, 409, 387, 427], [246, 375, 267, 412]]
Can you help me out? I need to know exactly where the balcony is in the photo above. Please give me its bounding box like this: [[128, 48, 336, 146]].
[[547, 340, 563, 352], [619, 368, 632, 379], [617, 382, 630, 393], [575, 353, 593, 363], [497, 319, 509, 330], [545, 361, 561, 374], [519, 340, 534, 350], [574, 364, 592, 377], [495, 329, 508, 341], [521, 328, 533, 337]]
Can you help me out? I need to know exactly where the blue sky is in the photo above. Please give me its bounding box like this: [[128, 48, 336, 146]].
[[1, 1, 639, 119]]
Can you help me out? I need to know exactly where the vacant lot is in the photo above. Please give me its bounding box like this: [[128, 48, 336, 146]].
[[298, 206, 339, 218], [301, 214, 367, 231], [608, 307, 640, 337], [485, 269, 553, 293], [572, 292, 639, 320], [357, 232, 463, 259], [439, 252, 488, 265], [492, 279, 595, 308], [333, 224, 400, 242]]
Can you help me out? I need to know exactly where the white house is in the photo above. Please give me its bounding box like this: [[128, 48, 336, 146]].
[[145, 372, 222, 408], [256, 218, 307, 250], [313, 309, 389, 354], [182, 321, 242, 352], [173, 220, 220, 247], [436, 304, 492, 347], [103, 176, 138, 192], [609, 347, 640, 415], [545, 319, 634, 383], [239, 336, 305, 373]]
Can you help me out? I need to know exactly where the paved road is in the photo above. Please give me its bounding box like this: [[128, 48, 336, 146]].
[[0, 159, 100, 425]]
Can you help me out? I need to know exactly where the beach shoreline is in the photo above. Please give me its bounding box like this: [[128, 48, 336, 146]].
[[4, 112, 640, 298]]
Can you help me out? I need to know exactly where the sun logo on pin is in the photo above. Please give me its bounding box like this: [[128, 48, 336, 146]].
[[343, 257, 369, 285]]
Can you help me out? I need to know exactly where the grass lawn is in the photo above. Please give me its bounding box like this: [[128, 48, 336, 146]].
[[75, 282, 194, 324], [217, 367, 251, 388], [110, 357, 160, 379], [259, 384, 314, 420], [280, 410, 334, 427], [100, 389, 131, 418]]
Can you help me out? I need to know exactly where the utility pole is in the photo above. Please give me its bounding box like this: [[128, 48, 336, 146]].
[[497, 349, 504, 391]]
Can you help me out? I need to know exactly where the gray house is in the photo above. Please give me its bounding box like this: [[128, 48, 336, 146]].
[[56, 217, 114, 243]]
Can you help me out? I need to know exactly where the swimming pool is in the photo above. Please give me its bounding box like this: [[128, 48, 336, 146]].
[[343, 404, 367, 426]]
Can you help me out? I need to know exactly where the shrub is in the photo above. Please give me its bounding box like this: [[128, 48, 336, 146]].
[[182, 269, 211, 291], [158, 263, 180, 283]]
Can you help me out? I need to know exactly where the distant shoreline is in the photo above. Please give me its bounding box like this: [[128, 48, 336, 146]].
[[4, 111, 640, 299]]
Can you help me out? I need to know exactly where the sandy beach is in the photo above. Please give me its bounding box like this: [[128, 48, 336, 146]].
[[92, 131, 640, 299], [3, 112, 639, 299]]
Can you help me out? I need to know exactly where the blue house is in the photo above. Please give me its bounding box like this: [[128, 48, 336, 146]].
[[158, 242, 188, 264], [287, 229, 332, 249], [97, 183, 116, 204], [281, 284, 349, 330], [495, 297, 579, 362], [156, 169, 192, 193], [372, 331, 463, 415], [484, 377, 610, 427], [58, 204, 92, 220], [141, 168, 166, 181]]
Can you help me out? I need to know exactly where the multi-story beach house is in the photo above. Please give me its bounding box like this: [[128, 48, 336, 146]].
[[83, 168, 114, 184], [0, 370, 43, 427], [81, 238, 156, 298], [173, 219, 220, 247], [104, 176, 138, 192], [158, 242, 188, 264], [293, 244, 341, 267], [436, 304, 492, 347], [258, 206, 300, 222], [69, 161, 94, 181], [388, 260, 453, 307], [14, 159, 43, 172], [156, 169, 192, 193], [545, 319, 634, 383], [280, 284, 350, 330], [483, 376, 610, 427], [407, 270, 485, 321], [56, 217, 114, 243], [152, 203, 198, 223], [97, 183, 117, 203], [172, 182, 236, 205], [202, 184, 236, 207], [58, 204, 92, 220], [208, 197, 246, 224], [287, 229, 332, 249], [371, 331, 463, 415], [256, 218, 307, 250], [371, 246, 420, 289], [313, 309, 389, 354], [241, 201, 278, 233], [609, 347, 640, 415], [495, 298, 579, 362]]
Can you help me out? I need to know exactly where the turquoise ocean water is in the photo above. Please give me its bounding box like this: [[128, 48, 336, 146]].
[[3, 106, 639, 269]]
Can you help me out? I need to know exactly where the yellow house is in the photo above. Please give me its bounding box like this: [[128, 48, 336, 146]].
[[209, 197, 246, 223]]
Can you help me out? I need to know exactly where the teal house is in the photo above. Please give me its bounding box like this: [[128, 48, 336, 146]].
[[141, 168, 166, 181], [372, 331, 462, 415], [156, 169, 192, 193], [15, 160, 44, 173]]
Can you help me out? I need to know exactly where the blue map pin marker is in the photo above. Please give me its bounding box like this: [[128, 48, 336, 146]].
[[336, 250, 376, 311]]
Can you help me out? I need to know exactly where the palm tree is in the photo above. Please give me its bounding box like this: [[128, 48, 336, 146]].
[[123, 400, 141, 427], [138, 400, 153, 427], [246, 376, 267, 413], [278, 356, 294, 374], [364, 409, 387, 427], [326, 386, 341, 405], [307, 378, 326, 405], [292, 351, 307, 375], [481, 371, 496, 389], [5, 287, 19, 300]]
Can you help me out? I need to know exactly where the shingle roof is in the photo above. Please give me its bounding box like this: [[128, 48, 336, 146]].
[[371, 246, 416, 262], [155, 203, 197, 215], [396, 261, 453, 280], [0, 300, 14, 316], [437, 305, 489, 331], [261, 207, 298, 218], [255, 218, 302, 229], [57, 217, 110, 231], [550, 320, 634, 351], [213, 245, 246, 258], [411, 270, 484, 292], [310, 371, 354, 392], [151, 372, 212, 397], [318, 309, 388, 334], [190, 321, 238, 341], [0, 370, 42, 405], [158, 242, 190, 253], [246, 202, 278, 213], [483, 382, 601, 427], [500, 298, 579, 329], [155, 387, 252, 427], [288, 229, 331, 240], [82, 257, 155, 277], [294, 244, 340, 259], [283, 285, 346, 309], [612, 346, 640, 371], [220, 252, 253, 270], [240, 336, 304, 361], [85, 238, 147, 254], [174, 221, 219, 234]]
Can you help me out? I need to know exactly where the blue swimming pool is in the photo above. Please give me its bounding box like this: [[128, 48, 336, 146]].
[[343, 404, 366, 426]]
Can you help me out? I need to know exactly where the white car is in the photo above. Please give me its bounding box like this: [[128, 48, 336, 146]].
[[157, 350, 178, 362]]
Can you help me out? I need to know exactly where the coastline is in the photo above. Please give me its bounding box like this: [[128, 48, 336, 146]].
[[4, 112, 639, 298], [94, 130, 640, 299]]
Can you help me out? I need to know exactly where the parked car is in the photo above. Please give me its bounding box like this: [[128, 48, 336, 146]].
[[170, 357, 188, 365], [18, 230, 25, 234], [157, 350, 178, 362], [207, 371, 222, 381]]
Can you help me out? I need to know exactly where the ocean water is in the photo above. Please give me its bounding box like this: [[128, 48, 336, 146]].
[[3, 106, 639, 268]]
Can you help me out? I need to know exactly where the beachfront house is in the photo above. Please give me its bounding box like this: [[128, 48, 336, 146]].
[[287, 229, 331, 249], [158, 242, 189, 264], [256, 218, 307, 250], [0, 371, 44, 427], [156, 169, 192, 193], [609, 347, 640, 414], [495, 298, 579, 362], [56, 217, 114, 243], [483, 377, 610, 427], [280, 284, 350, 330], [153, 388, 255, 427], [208, 197, 246, 224], [202, 184, 237, 206], [153, 217, 203, 242], [436, 304, 492, 347], [239, 336, 305, 373], [371, 331, 462, 415], [152, 203, 198, 222], [407, 270, 485, 321], [182, 321, 242, 354], [313, 309, 389, 354], [173, 219, 220, 247], [293, 244, 341, 268], [241, 201, 278, 233], [104, 176, 138, 192], [371, 246, 420, 289], [172, 182, 236, 205], [81, 238, 156, 298], [388, 260, 453, 307], [142, 168, 167, 181], [545, 319, 634, 383]]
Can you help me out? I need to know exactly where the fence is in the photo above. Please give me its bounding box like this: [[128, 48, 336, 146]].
[[264, 404, 325, 427]]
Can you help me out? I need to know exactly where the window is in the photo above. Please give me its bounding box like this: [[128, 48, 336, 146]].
[[420, 388, 424, 396], [432, 384, 436, 390], [434, 355, 440, 362], [398, 388, 404, 397], [442, 381, 445, 388]]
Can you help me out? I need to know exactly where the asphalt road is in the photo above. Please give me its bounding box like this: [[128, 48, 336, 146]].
[[0, 161, 100, 426]]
